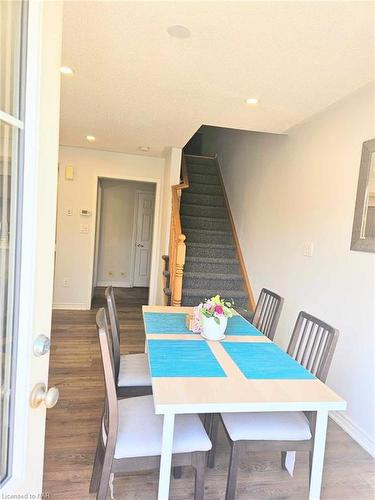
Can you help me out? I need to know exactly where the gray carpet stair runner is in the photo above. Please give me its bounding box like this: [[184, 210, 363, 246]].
[[180, 155, 250, 315]]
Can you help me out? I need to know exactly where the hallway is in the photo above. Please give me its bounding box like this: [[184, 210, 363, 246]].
[[43, 288, 375, 499]]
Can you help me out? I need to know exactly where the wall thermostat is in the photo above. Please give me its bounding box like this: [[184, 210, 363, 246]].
[[80, 209, 91, 217]]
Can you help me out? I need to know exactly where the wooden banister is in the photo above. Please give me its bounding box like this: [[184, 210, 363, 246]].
[[169, 155, 189, 306], [215, 156, 256, 312]]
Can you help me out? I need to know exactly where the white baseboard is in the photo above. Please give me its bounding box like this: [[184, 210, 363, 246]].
[[96, 280, 131, 287], [53, 302, 90, 310], [330, 410, 375, 458]]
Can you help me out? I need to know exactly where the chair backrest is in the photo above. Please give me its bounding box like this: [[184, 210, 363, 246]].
[[252, 288, 284, 340], [96, 307, 118, 447], [287, 311, 339, 382], [105, 286, 121, 380]]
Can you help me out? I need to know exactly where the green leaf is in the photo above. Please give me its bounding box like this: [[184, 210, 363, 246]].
[[214, 316, 220, 325]]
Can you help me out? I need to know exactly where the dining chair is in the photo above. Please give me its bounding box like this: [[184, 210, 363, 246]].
[[207, 311, 339, 500], [105, 286, 152, 397], [204, 288, 284, 465], [90, 307, 212, 500], [252, 288, 284, 340]]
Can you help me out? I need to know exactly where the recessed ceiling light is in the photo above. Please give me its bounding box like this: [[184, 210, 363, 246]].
[[139, 146, 150, 152], [167, 25, 191, 39], [246, 98, 259, 105], [60, 66, 74, 75], [86, 135, 95, 142]]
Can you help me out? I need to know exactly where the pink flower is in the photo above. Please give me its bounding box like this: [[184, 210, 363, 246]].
[[214, 305, 223, 315], [203, 302, 212, 310]]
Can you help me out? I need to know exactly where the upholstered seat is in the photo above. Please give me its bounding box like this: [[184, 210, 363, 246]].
[[105, 286, 152, 396], [117, 353, 151, 388], [92, 309, 210, 500], [106, 395, 212, 459], [221, 411, 312, 443], [207, 311, 339, 500]]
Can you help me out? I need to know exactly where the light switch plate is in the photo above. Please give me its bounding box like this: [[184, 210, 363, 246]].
[[303, 242, 314, 257], [64, 208, 73, 216]]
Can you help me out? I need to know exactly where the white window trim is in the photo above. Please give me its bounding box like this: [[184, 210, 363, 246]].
[[0, 111, 24, 129]]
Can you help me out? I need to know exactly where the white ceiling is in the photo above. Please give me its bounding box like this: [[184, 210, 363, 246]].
[[60, 1, 374, 157]]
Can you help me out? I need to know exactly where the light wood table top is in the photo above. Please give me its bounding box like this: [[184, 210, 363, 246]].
[[142, 305, 346, 500], [142, 305, 346, 415]]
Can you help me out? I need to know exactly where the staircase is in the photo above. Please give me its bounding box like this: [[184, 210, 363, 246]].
[[178, 155, 252, 313]]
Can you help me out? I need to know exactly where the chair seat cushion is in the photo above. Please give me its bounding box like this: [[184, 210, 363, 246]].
[[221, 411, 312, 442], [112, 395, 212, 459], [117, 353, 151, 387]]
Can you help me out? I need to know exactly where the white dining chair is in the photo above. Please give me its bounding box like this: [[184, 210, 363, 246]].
[[207, 311, 339, 500], [90, 308, 212, 500], [105, 286, 152, 397]]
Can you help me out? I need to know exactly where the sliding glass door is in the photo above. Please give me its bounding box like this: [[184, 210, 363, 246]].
[[0, 0, 26, 486]]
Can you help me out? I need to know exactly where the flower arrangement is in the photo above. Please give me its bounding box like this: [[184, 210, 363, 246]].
[[192, 295, 234, 334]]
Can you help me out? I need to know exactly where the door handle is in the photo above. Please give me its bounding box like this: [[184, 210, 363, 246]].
[[30, 383, 59, 409], [136, 243, 144, 248]]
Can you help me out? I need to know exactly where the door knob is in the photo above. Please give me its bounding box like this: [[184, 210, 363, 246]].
[[30, 383, 59, 409], [136, 243, 144, 248]]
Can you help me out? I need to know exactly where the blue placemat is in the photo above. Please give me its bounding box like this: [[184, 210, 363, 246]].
[[226, 315, 263, 336], [144, 311, 262, 336], [223, 342, 315, 379], [144, 312, 193, 334], [148, 339, 226, 378]]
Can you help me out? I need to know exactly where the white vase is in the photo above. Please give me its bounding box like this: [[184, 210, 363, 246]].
[[201, 315, 228, 341]]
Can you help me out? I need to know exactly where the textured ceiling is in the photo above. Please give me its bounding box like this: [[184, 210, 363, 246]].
[[60, 1, 374, 157]]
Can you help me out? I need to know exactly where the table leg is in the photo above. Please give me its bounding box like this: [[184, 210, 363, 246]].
[[158, 413, 175, 500], [309, 409, 328, 500]]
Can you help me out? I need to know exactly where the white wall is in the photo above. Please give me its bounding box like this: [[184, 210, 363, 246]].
[[156, 147, 182, 304], [201, 84, 375, 456], [96, 179, 155, 287], [53, 146, 164, 309]]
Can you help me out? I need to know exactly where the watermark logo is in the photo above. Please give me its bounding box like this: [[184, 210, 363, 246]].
[[2, 493, 49, 499]]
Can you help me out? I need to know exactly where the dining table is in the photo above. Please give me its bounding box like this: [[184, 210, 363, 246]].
[[142, 305, 346, 500]]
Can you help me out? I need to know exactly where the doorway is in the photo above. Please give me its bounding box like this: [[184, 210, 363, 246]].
[[92, 178, 156, 293]]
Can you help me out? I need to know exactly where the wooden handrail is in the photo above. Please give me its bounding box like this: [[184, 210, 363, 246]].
[[215, 156, 256, 312], [168, 155, 189, 306]]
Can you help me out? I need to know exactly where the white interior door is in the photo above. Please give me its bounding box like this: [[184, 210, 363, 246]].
[[133, 191, 154, 287], [0, 1, 62, 496]]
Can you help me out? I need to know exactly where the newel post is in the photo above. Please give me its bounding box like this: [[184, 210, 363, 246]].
[[172, 234, 186, 307]]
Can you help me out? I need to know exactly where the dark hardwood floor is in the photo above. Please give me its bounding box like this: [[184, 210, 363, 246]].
[[43, 287, 375, 499]]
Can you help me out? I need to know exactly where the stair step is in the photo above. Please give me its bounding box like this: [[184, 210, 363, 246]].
[[182, 288, 249, 308], [184, 272, 242, 280], [189, 173, 220, 186], [187, 163, 218, 176], [184, 228, 233, 245], [240, 310, 255, 322], [187, 183, 223, 195], [186, 242, 236, 259], [181, 203, 228, 219], [181, 215, 230, 231], [183, 272, 244, 291], [184, 256, 240, 274], [181, 192, 225, 207], [185, 155, 216, 166]]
